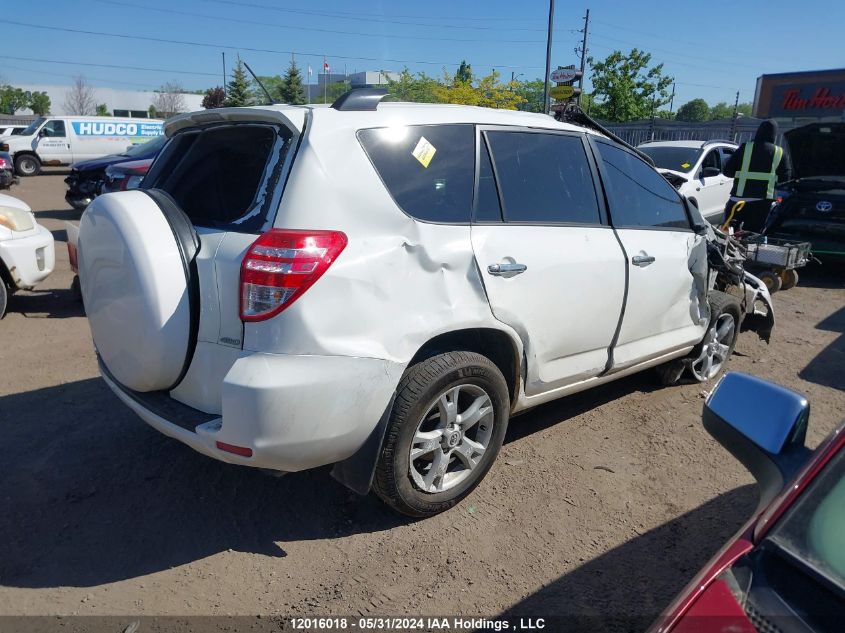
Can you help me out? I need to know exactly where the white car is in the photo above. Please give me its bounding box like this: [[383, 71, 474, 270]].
[[0, 125, 28, 137], [78, 93, 769, 516], [638, 140, 738, 223], [0, 193, 55, 317]]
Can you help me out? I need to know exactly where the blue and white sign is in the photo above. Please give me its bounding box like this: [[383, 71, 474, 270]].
[[71, 121, 164, 138]]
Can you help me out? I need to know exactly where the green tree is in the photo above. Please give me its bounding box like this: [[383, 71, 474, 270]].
[[224, 59, 253, 107], [675, 98, 710, 122], [432, 69, 524, 110], [588, 49, 674, 122], [736, 102, 753, 117], [95, 103, 111, 116], [277, 60, 306, 105], [709, 101, 733, 120], [515, 79, 545, 112], [0, 85, 29, 115], [456, 60, 472, 84], [28, 91, 51, 115], [384, 68, 439, 103]]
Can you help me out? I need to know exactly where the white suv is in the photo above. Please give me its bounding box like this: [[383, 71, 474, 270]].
[[78, 92, 765, 516], [638, 140, 738, 223]]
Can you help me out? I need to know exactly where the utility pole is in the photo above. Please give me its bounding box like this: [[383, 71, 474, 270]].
[[542, 0, 555, 115], [577, 9, 590, 106], [222, 51, 227, 96], [730, 90, 740, 142]]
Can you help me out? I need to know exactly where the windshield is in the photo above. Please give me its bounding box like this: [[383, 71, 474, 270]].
[[639, 146, 702, 173], [123, 135, 167, 158], [769, 446, 845, 588], [21, 117, 46, 136]]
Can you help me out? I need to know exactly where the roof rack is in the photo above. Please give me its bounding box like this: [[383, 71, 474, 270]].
[[331, 88, 389, 111]]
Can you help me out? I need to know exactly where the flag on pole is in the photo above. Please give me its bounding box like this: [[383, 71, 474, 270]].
[[307, 65, 313, 76], [323, 57, 330, 73]]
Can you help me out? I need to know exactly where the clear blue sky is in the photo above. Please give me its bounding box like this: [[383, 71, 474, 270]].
[[1, 0, 843, 108]]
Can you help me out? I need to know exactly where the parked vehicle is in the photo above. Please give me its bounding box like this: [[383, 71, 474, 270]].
[[0, 151, 17, 189], [65, 135, 165, 209], [0, 193, 55, 318], [0, 115, 164, 177], [101, 158, 153, 194], [651, 372, 844, 633], [639, 140, 738, 223], [0, 125, 28, 137], [77, 92, 772, 517], [767, 123, 845, 261]]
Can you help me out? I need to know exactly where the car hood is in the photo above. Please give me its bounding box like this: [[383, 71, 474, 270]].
[[657, 168, 689, 180], [70, 154, 135, 173], [784, 123, 845, 181]]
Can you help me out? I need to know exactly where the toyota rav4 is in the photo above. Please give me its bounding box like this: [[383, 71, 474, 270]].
[[78, 90, 772, 517]]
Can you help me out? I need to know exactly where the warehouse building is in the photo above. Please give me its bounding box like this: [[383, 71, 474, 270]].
[[10, 84, 204, 117]]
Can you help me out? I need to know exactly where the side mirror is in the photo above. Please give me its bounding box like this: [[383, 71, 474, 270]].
[[693, 223, 710, 236], [38, 128, 47, 138], [703, 372, 812, 509], [701, 166, 721, 178]]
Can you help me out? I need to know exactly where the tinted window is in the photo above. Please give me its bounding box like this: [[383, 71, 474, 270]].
[[486, 131, 600, 224], [358, 124, 474, 223], [474, 138, 502, 222], [43, 120, 66, 137], [597, 141, 690, 229], [638, 145, 702, 173]]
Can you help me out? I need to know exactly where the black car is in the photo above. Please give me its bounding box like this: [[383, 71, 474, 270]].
[[0, 151, 16, 189], [64, 135, 166, 209], [769, 123, 845, 260]]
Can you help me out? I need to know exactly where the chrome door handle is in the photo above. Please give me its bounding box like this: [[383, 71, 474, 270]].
[[631, 255, 656, 267], [488, 262, 527, 276]]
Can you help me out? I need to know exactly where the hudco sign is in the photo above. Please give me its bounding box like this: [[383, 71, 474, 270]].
[[754, 68, 845, 118]]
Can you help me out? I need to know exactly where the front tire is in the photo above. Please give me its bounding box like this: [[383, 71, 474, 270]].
[[373, 351, 510, 518], [780, 268, 799, 291], [689, 291, 741, 382], [0, 281, 7, 319], [14, 154, 41, 177]]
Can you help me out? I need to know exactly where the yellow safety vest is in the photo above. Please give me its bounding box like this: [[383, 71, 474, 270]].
[[735, 141, 783, 199]]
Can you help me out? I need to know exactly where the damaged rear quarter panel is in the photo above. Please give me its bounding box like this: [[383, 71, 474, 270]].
[[242, 112, 522, 369]]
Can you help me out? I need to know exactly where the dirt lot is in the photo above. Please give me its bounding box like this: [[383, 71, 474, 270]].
[[1, 173, 843, 625]]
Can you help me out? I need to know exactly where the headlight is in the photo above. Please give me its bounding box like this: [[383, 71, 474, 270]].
[[126, 175, 144, 190], [0, 205, 35, 232]]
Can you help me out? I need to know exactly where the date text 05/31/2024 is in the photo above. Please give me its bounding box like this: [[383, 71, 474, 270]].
[[291, 617, 547, 630]]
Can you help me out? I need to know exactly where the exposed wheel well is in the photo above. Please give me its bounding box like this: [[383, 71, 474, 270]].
[[407, 328, 520, 407]]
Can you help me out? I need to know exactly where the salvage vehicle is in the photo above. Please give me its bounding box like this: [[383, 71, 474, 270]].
[[0, 151, 17, 190], [101, 158, 153, 194], [1, 115, 163, 177], [639, 140, 738, 223], [77, 91, 772, 517], [651, 372, 844, 633], [0, 193, 55, 318], [65, 135, 166, 209], [766, 123, 845, 261]]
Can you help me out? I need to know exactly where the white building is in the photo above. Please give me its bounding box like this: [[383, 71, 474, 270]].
[[13, 84, 204, 117], [317, 70, 400, 89]]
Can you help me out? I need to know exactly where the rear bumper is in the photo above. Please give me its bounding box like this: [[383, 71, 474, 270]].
[[0, 224, 55, 288], [101, 351, 404, 472]]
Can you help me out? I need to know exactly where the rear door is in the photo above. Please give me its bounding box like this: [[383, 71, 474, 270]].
[[471, 128, 626, 395], [591, 138, 706, 370]]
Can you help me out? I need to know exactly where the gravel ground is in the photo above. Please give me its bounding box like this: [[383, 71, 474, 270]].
[[1, 173, 843, 624]]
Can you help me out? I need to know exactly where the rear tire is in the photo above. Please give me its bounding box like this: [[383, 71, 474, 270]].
[[758, 270, 782, 293], [0, 281, 7, 319], [780, 269, 799, 291], [373, 351, 510, 518], [14, 154, 41, 177]]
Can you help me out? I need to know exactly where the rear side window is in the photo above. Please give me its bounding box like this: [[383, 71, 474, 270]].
[[358, 124, 474, 223], [597, 141, 690, 230], [485, 131, 601, 224], [144, 124, 292, 232]]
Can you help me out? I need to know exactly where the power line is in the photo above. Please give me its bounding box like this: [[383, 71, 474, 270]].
[[1, 63, 162, 89], [0, 54, 219, 78], [93, 0, 552, 44], [0, 19, 546, 70]]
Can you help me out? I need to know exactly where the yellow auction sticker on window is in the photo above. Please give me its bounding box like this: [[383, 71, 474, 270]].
[[681, 162, 691, 169], [412, 136, 437, 168]]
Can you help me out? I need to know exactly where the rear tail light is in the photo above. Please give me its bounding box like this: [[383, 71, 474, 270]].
[[240, 229, 347, 322], [0, 157, 8, 168]]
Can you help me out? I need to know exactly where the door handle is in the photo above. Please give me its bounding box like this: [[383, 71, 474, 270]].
[[488, 262, 527, 276], [631, 254, 656, 267]]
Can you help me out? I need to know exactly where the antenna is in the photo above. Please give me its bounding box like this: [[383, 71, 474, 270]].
[[243, 61, 274, 105]]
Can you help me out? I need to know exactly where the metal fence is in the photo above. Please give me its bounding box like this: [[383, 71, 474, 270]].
[[602, 118, 798, 147]]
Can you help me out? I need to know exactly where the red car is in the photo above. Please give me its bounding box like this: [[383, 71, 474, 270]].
[[101, 158, 152, 194], [652, 372, 844, 633]]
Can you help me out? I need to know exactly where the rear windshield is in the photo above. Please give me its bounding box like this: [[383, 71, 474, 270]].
[[143, 123, 293, 232]]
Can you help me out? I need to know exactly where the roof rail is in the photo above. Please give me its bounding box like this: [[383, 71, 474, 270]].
[[331, 88, 389, 111], [700, 138, 736, 148]]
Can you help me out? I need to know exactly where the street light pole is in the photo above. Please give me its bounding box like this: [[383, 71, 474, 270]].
[[542, 0, 555, 114]]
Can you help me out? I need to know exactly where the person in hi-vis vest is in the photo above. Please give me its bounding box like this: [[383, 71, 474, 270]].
[[721, 119, 792, 232]]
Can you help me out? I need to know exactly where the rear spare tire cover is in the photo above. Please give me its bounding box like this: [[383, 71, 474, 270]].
[[78, 190, 199, 392]]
